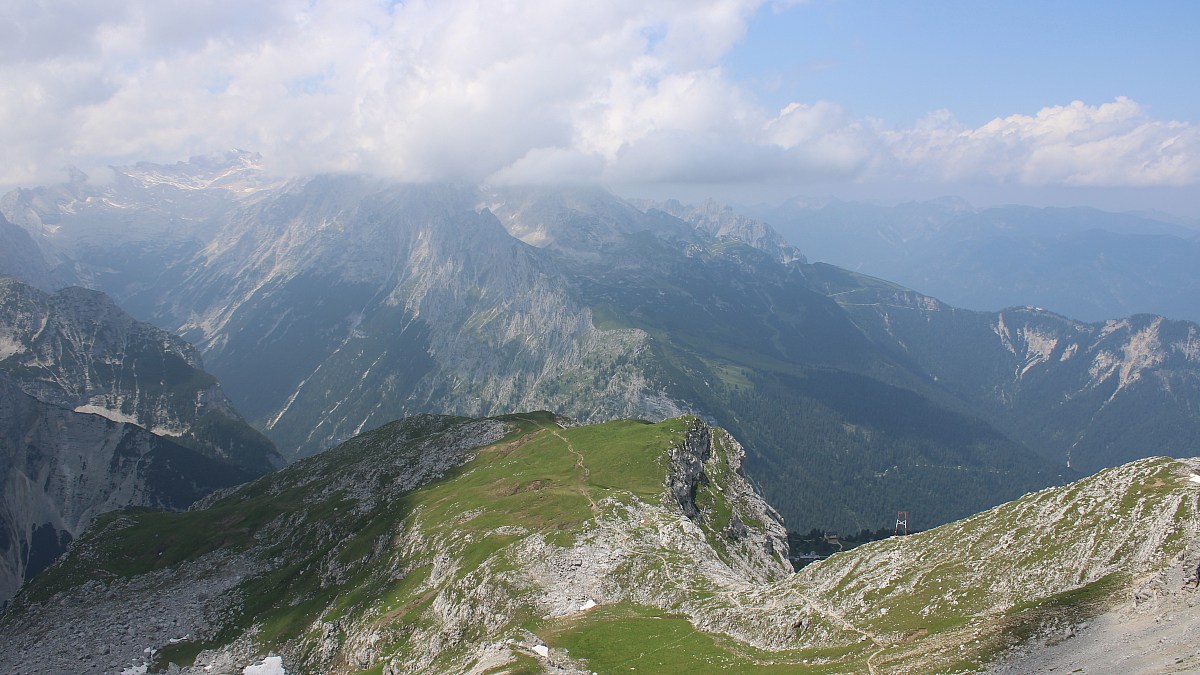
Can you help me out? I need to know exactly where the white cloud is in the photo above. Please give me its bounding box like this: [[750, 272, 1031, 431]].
[[885, 98, 1200, 188], [0, 2, 1195, 193], [0, 0, 780, 185]]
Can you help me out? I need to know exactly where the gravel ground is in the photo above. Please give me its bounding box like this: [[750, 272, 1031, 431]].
[[0, 551, 259, 675], [989, 560, 1200, 675]]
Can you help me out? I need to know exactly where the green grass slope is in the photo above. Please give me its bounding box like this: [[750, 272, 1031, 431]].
[[4, 412, 791, 673], [3, 416, 1197, 675]]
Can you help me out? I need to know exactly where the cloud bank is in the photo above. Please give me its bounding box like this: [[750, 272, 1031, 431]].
[[887, 98, 1199, 188], [2, 0, 1196, 194]]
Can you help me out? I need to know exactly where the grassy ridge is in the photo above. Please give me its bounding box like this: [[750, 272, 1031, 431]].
[[11, 416, 1197, 675]]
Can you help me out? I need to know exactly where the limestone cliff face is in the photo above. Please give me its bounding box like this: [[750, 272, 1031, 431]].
[[0, 277, 276, 606], [666, 419, 712, 519], [667, 420, 789, 577], [0, 277, 280, 474], [0, 374, 249, 606], [156, 179, 684, 459]]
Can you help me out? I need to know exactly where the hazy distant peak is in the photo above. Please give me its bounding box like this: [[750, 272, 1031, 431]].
[[485, 185, 695, 253], [112, 149, 277, 194], [0, 216, 53, 290], [784, 195, 840, 210], [637, 197, 805, 265], [918, 195, 975, 212]]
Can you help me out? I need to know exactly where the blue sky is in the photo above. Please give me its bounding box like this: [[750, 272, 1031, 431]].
[[1, 0, 1196, 215], [727, 1, 1199, 128]]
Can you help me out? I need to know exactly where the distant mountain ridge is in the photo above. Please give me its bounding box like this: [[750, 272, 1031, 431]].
[[747, 197, 1200, 323], [809, 265, 1200, 473], [631, 196, 805, 265], [0, 214, 54, 290]]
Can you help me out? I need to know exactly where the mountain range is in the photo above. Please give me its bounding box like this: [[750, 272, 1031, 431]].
[[2, 153, 1200, 672], [2, 153, 1199, 537], [747, 197, 1200, 324]]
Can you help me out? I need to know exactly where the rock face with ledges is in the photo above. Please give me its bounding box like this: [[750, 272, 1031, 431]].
[[0, 276, 277, 606]]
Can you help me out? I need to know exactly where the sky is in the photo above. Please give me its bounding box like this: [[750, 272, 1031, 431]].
[[1, 0, 1197, 215]]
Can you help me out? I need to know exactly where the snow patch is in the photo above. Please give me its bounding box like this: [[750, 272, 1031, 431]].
[[74, 404, 140, 426], [579, 598, 597, 611], [532, 644, 550, 658], [0, 334, 24, 360], [1188, 474, 1200, 485], [243, 656, 286, 675]]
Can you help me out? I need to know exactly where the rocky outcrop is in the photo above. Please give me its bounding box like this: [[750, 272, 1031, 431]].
[[711, 429, 790, 562], [666, 420, 788, 572], [666, 419, 712, 519]]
